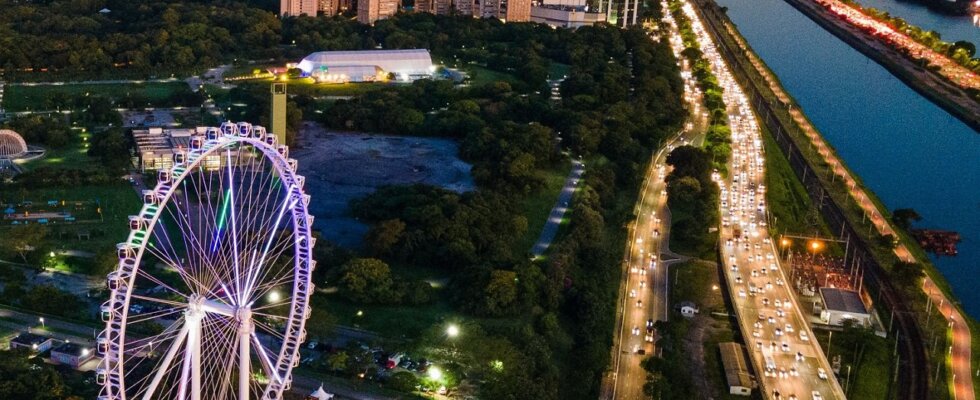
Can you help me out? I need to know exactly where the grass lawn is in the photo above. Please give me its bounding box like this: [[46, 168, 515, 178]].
[[312, 293, 456, 341], [3, 82, 193, 112], [812, 329, 895, 399], [460, 65, 521, 86], [0, 183, 142, 257], [548, 62, 570, 80], [239, 78, 391, 98], [18, 129, 94, 171], [513, 164, 571, 258]]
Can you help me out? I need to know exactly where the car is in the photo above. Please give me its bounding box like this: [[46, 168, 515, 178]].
[[762, 297, 770, 306], [756, 340, 763, 349], [800, 331, 810, 342], [781, 342, 790, 352], [796, 352, 804, 361], [768, 316, 776, 324], [653, 229, 660, 238], [776, 309, 785, 318], [817, 368, 828, 380], [754, 321, 763, 329], [753, 330, 761, 338], [785, 323, 794, 333], [735, 275, 743, 284], [647, 319, 655, 330], [645, 334, 654, 342], [774, 328, 783, 336], [751, 270, 759, 277], [636, 300, 642, 308], [640, 280, 646, 289], [783, 298, 792, 309], [738, 289, 746, 298], [811, 391, 823, 400], [779, 368, 787, 379], [774, 299, 782, 308], [789, 395, 798, 400], [730, 264, 738, 272], [640, 269, 646, 276], [630, 289, 636, 298], [632, 326, 640, 336]]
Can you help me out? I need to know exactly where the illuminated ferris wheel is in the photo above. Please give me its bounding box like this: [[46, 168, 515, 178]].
[[97, 122, 316, 400]]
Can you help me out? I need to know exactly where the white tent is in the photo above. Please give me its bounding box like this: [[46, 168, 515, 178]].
[[308, 385, 334, 400]]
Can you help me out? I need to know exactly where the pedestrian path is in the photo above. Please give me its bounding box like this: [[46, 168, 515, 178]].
[[530, 159, 585, 257]]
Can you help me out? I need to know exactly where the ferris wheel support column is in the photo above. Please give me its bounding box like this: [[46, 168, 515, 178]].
[[180, 298, 205, 400], [239, 308, 254, 400]]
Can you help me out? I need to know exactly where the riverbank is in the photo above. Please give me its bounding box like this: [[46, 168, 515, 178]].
[[781, 0, 980, 132]]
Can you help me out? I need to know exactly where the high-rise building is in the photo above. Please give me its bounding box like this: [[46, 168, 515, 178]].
[[416, 0, 452, 15], [280, 0, 319, 16], [478, 0, 529, 21], [271, 83, 287, 145], [454, 0, 476, 16], [358, 0, 399, 24], [319, 0, 340, 15]]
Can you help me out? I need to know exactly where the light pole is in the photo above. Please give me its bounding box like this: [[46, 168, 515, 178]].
[[39, 317, 45, 329]]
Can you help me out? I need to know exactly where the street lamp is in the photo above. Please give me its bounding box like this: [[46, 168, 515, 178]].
[[267, 290, 281, 303], [39, 317, 45, 328], [446, 324, 460, 338], [428, 366, 443, 380]]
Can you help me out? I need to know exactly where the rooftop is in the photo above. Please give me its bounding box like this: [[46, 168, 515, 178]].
[[52, 342, 91, 357], [719, 342, 753, 389], [820, 287, 868, 315], [10, 332, 51, 346]]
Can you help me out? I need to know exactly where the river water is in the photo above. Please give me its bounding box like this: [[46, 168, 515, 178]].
[[713, 0, 980, 317]]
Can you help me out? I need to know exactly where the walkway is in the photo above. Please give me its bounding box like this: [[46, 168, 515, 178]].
[[722, 15, 973, 400], [530, 159, 585, 257]]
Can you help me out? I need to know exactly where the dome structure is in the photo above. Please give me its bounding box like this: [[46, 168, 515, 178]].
[[0, 130, 28, 159]]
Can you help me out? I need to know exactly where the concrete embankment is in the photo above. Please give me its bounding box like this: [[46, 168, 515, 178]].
[[781, 0, 980, 132], [690, 1, 930, 398]]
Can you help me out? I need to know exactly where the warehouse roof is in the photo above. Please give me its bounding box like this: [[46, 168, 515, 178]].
[[820, 288, 868, 315], [297, 49, 433, 75], [719, 342, 753, 390]]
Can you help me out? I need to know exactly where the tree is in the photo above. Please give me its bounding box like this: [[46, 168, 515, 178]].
[[891, 261, 924, 290], [0, 349, 71, 399], [325, 351, 349, 372], [388, 371, 419, 392], [305, 308, 337, 340], [484, 269, 518, 316], [364, 218, 405, 257], [338, 258, 400, 304], [891, 208, 921, 230], [0, 224, 47, 263]]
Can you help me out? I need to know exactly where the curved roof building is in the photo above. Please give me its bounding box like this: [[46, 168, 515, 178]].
[[297, 49, 434, 81], [0, 129, 28, 159]]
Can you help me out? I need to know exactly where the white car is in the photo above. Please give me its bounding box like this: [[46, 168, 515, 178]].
[[629, 289, 636, 298], [645, 334, 654, 343], [812, 391, 823, 400], [817, 368, 828, 380], [785, 324, 794, 333], [632, 326, 640, 336], [738, 289, 747, 298], [800, 331, 810, 342]]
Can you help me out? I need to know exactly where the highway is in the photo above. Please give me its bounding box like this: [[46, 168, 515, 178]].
[[673, 1, 847, 399], [602, 9, 708, 399]]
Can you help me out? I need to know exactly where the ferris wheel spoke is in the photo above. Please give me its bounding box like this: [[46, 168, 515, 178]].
[[138, 323, 189, 400], [131, 293, 191, 309], [254, 319, 286, 341], [135, 267, 190, 300], [167, 195, 220, 293], [126, 307, 186, 326], [252, 332, 279, 384]]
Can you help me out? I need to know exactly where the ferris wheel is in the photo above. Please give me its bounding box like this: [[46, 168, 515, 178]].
[[97, 122, 316, 400]]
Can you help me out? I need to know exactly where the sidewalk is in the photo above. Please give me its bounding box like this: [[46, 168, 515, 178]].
[[530, 159, 585, 257]]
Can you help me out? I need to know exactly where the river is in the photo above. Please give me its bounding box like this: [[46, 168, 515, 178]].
[[713, 0, 980, 317]]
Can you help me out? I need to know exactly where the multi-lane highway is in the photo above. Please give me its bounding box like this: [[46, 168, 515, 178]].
[[672, 1, 847, 399], [603, 9, 707, 399]]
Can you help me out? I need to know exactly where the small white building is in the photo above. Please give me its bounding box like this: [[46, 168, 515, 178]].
[[51, 342, 95, 369], [677, 301, 699, 318], [9, 333, 54, 353], [819, 288, 871, 327]]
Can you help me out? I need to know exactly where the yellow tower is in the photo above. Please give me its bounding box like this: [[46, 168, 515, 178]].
[[271, 82, 287, 145]]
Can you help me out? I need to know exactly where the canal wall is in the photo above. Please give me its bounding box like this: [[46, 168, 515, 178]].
[[782, 0, 980, 132], [690, 1, 930, 399]]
